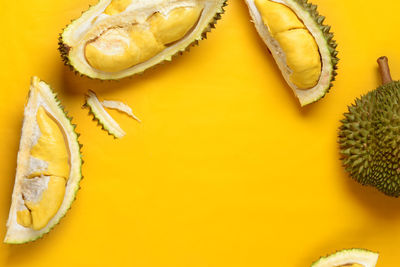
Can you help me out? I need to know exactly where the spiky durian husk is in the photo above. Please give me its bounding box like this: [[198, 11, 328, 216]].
[[83, 104, 122, 139], [311, 249, 378, 267], [83, 91, 126, 139], [339, 81, 400, 197], [58, 1, 228, 80], [58, 2, 99, 70], [293, 0, 339, 103], [5, 78, 83, 244]]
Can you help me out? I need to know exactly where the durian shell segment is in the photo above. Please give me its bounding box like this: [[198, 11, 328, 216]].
[[59, 0, 227, 80], [4, 77, 83, 244], [311, 249, 378, 267], [84, 90, 126, 139], [244, 0, 338, 106]]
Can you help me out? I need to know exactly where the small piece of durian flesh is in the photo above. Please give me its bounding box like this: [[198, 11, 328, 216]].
[[16, 107, 70, 230], [85, 6, 202, 72], [17, 176, 66, 230], [254, 0, 321, 89], [148, 7, 203, 45], [104, 0, 132, 16], [30, 107, 70, 178], [254, 0, 304, 35], [17, 209, 32, 227], [339, 265, 364, 267]]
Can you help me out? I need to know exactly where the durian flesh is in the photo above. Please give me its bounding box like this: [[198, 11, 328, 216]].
[[255, 0, 321, 89], [5, 77, 82, 244], [311, 249, 378, 267], [16, 107, 69, 231], [59, 0, 226, 80], [244, 0, 338, 106]]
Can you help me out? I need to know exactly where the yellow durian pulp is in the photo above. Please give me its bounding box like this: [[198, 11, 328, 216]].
[[17, 107, 69, 230], [85, 4, 203, 72], [255, 0, 322, 89]]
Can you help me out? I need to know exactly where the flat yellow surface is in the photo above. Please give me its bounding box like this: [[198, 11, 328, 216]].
[[1, 0, 400, 266]]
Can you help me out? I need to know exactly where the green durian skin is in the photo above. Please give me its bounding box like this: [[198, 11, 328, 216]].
[[339, 81, 400, 197], [293, 0, 339, 104]]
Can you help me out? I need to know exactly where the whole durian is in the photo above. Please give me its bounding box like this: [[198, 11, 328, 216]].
[[339, 57, 400, 197]]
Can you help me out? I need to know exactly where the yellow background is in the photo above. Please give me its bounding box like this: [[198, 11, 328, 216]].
[[1, 0, 400, 266]]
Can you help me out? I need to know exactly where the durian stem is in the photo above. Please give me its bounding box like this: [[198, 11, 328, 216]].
[[377, 56, 393, 85]]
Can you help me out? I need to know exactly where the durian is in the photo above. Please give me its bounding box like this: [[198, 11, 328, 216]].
[[84, 90, 140, 138], [339, 56, 400, 197], [59, 0, 227, 80], [311, 249, 378, 267], [244, 0, 338, 106], [4, 77, 83, 244]]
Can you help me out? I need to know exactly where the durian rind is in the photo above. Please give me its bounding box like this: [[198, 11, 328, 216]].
[[59, 0, 227, 80], [84, 90, 126, 139], [244, 0, 338, 106], [4, 77, 83, 244], [311, 248, 378, 267]]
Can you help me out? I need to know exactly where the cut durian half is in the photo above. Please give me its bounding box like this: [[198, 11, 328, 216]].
[[5, 77, 82, 244], [59, 0, 227, 80], [244, 0, 338, 106], [311, 249, 379, 267]]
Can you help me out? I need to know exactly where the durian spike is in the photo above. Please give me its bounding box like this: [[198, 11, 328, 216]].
[[377, 56, 393, 85]]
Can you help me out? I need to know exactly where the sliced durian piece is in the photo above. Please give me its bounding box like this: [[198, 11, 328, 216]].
[[311, 249, 378, 267], [5, 77, 82, 244], [59, 0, 227, 80], [85, 90, 141, 138], [244, 0, 338, 106]]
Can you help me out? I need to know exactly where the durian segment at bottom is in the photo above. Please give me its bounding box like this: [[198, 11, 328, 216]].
[[311, 249, 378, 267], [4, 77, 82, 244]]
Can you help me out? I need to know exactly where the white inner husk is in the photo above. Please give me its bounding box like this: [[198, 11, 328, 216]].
[[102, 100, 141, 122], [86, 91, 126, 138], [63, 0, 225, 79], [244, 0, 333, 106], [5, 77, 81, 243], [312, 250, 378, 267]]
